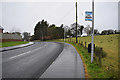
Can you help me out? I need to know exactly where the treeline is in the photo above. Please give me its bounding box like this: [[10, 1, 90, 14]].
[[32, 19, 85, 41], [31, 19, 120, 41], [101, 29, 120, 35], [83, 25, 120, 36], [33, 20, 64, 40]]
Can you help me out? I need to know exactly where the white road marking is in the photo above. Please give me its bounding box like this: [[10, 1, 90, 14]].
[[10, 51, 32, 59], [9, 43, 47, 60]]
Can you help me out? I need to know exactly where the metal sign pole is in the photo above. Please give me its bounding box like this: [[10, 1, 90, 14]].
[[91, 0, 94, 63]]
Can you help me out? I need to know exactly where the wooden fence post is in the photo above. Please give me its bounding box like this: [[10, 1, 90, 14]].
[[99, 48, 103, 66], [85, 42, 86, 48], [81, 41, 83, 45]]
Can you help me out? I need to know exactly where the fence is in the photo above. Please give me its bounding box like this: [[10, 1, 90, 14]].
[[59, 38, 106, 67]]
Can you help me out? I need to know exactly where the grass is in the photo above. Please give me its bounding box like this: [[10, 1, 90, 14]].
[[46, 34, 119, 79], [0, 41, 29, 48], [48, 40, 111, 78], [66, 42, 107, 78], [64, 34, 119, 78]]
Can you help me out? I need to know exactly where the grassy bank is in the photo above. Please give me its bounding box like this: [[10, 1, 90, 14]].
[[64, 34, 119, 78], [46, 34, 119, 79], [66, 41, 109, 78], [0, 41, 29, 48]]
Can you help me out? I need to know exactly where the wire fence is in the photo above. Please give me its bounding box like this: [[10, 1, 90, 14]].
[[58, 34, 119, 78]]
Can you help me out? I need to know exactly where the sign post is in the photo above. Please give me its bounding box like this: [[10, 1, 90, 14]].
[[91, 0, 94, 63], [85, 0, 94, 63]]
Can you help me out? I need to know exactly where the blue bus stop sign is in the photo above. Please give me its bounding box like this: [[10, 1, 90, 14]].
[[85, 11, 92, 21]]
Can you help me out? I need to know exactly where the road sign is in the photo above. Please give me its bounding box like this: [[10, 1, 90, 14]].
[[85, 11, 92, 21]]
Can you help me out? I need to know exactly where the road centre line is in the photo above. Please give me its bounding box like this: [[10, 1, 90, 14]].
[[9, 43, 47, 60]]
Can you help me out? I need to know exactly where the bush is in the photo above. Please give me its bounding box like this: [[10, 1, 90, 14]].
[[95, 47, 107, 67]]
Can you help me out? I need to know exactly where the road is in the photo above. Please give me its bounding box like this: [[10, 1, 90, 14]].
[[40, 43, 85, 78], [2, 42, 64, 78]]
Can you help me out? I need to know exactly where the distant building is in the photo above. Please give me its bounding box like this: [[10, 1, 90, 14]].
[[0, 26, 22, 42]]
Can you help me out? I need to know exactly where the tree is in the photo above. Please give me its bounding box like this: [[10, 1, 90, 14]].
[[70, 23, 84, 37], [34, 19, 49, 40], [94, 29, 99, 35], [12, 32, 21, 35], [30, 35, 34, 41], [34, 20, 64, 40], [115, 30, 120, 34], [66, 29, 72, 37], [48, 24, 64, 39], [101, 30, 108, 35], [101, 29, 114, 35], [60, 24, 64, 28], [107, 29, 114, 34], [79, 25, 84, 36], [84, 25, 92, 36], [23, 32, 30, 41]]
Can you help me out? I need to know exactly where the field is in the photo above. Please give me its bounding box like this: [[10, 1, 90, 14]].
[[65, 34, 119, 77], [0, 41, 29, 48]]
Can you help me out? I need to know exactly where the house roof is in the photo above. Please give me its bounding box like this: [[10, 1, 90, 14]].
[[0, 26, 4, 30]]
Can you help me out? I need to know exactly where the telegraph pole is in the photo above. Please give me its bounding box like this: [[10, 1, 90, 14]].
[[91, 0, 94, 63], [76, 1, 78, 43], [64, 26, 66, 42], [64, 28, 65, 42]]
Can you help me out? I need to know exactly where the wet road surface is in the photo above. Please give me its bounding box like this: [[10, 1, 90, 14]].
[[2, 42, 85, 79]]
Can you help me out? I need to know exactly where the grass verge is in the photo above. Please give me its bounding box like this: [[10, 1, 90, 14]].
[[46, 39, 118, 79], [65, 34, 119, 75], [0, 41, 29, 48]]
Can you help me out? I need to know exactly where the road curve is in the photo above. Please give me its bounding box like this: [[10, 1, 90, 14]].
[[2, 42, 64, 78]]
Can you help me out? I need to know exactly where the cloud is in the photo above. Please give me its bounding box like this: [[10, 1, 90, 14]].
[[1, 0, 120, 2]]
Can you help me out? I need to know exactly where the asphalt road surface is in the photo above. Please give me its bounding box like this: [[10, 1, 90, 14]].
[[2, 42, 64, 78], [40, 43, 85, 78]]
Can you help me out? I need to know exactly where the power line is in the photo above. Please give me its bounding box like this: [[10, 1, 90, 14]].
[[56, 7, 74, 25]]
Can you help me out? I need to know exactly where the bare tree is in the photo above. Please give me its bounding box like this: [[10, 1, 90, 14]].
[[23, 32, 30, 41], [94, 29, 99, 35], [84, 25, 92, 36], [70, 23, 84, 37]]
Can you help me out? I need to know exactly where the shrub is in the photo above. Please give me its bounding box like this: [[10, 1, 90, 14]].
[[95, 47, 107, 67]]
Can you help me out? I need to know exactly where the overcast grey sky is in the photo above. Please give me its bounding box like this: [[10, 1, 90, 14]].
[[0, 0, 119, 35]]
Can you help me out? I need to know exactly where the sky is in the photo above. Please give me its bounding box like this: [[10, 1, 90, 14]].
[[118, 1, 120, 30], [0, 0, 119, 35]]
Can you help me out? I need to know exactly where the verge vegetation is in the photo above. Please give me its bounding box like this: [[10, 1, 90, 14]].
[[47, 34, 119, 79], [0, 41, 29, 48]]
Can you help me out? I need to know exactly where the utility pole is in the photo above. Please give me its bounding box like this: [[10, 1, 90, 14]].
[[64, 27, 65, 42], [40, 31, 43, 41], [76, 1, 78, 43], [91, 0, 94, 63]]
